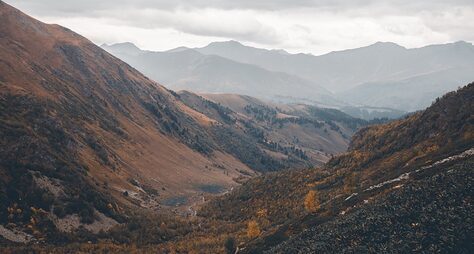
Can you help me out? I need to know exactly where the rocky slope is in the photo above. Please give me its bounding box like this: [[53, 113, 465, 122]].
[[270, 157, 473, 253], [200, 82, 473, 253]]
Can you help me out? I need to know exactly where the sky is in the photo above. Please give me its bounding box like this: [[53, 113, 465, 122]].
[[5, 0, 474, 55]]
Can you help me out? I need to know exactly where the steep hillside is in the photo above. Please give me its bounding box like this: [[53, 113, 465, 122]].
[[199, 82, 473, 252], [270, 157, 473, 253], [179, 92, 368, 167], [0, 1, 285, 242], [102, 43, 337, 105]]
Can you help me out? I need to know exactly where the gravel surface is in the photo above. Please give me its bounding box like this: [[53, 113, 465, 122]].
[[269, 159, 473, 253]]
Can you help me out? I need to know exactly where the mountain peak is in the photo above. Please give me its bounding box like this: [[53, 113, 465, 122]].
[[453, 40, 471, 45], [108, 42, 140, 50], [102, 42, 142, 55], [207, 40, 245, 48], [271, 49, 291, 55], [166, 46, 191, 53], [451, 40, 473, 48], [370, 41, 405, 49]]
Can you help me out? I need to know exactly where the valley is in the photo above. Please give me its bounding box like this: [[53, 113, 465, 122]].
[[0, 1, 473, 253], [0, 0, 366, 237]]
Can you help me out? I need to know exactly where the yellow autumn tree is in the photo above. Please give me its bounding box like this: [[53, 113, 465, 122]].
[[304, 190, 320, 212], [256, 208, 267, 218], [247, 220, 261, 238]]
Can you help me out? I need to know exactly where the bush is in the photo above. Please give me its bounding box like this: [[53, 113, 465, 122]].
[[247, 220, 261, 239], [304, 190, 320, 212]]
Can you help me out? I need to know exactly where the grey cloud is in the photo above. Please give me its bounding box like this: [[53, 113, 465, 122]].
[[102, 8, 282, 44], [7, 0, 474, 15], [4, 0, 473, 53]]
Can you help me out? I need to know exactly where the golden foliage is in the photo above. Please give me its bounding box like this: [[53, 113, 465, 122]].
[[256, 208, 268, 218], [247, 220, 261, 238], [304, 190, 320, 212]]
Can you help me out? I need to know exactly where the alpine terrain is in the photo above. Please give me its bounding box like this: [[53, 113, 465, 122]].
[[0, 1, 472, 253]]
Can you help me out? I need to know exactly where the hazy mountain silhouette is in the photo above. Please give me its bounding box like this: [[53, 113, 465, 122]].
[[198, 40, 474, 88], [104, 40, 474, 112], [102, 43, 338, 106]]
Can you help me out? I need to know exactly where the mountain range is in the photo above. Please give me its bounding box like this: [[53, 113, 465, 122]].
[[103, 40, 474, 113], [101, 42, 338, 107], [0, 0, 366, 242], [0, 1, 472, 253]]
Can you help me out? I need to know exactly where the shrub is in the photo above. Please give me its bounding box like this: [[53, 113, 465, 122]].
[[304, 190, 320, 212], [247, 220, 261, 239]]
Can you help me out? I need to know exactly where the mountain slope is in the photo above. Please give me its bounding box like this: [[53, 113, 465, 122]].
[[270, 158, 473, 253], [102, 43, 338, 105], [0, 1, 283, 240], [178, 92, 368, 166], [198, 82, 473, 252]]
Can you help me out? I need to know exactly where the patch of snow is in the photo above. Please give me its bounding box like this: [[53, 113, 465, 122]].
[[345, 192, 358, 201], [418, 148, 474, 172], [364, 147, 473, 193], [365, 172, 410, 192]]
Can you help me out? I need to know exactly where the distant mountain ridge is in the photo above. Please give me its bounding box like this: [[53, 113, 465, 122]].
[[196, 40, 474, 91], [102, 43, 337, 106], [104, 40, 474, 112]]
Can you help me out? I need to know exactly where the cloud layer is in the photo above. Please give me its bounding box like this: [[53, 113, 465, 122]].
[[5, 0, 474, 54]]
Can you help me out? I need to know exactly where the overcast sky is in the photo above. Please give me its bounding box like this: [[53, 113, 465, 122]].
[[5, 0, 474, 55]]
